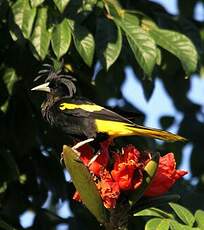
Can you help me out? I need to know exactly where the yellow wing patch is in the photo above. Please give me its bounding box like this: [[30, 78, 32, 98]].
[[95, 119, 134, 136], [59, 103, 103, 112]]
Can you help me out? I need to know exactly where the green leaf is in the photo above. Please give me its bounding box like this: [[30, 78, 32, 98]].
[[3, 68, 18, 95], [30, 7, 51, 60], [149, 28, 198, 76], [104, 0, 124, 18], [169, 203, 195, 227], [96, 18, 122, 70], [53, 0, 70, 13], [11, 0, 36, 39], [156, 47, 162, 65], [134, 207, 173, 219], [51, 19, 71, 59], [169, 220, 199, 230], [115, 12, 139, 28], [68, 19, 95, 66], [0, 183, 7, 194], [129, 153, 160, 206], [1, 67, 18, 113], [115, 13, 157, 77], [30, 0, 45, 7], [169, 220, 185, 230], [145, 218, 170, 230], [63, 145, 107, 224], [195, 210, 204, 229]]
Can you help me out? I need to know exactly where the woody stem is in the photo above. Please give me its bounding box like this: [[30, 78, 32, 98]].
[[104, 198, 130, 230]]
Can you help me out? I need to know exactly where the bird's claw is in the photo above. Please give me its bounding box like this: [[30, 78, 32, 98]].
[[60, 138, 95, 165], [71, 138, 94, 158], [72, 138, 94, 151], [88, 150, 101, 167]]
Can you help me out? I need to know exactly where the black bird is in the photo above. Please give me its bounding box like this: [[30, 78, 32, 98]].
[[31, 65, 186, 147]]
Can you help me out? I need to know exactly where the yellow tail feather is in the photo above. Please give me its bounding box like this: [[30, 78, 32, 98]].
[[128, 125, 186, 142], [95, 119, 186, 142]]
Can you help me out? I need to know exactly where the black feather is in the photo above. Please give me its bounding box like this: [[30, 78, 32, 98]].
[[33, 61, 77, 98]]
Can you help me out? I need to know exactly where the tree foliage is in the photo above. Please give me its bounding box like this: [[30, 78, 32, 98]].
[[0, 0, 204, 229]]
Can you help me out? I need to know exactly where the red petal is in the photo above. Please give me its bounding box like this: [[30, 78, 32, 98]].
[[144, 153, 188, 197], [97, 169, 120, 209], [78, 144, 94, 165], [111, 163, 135, 190]]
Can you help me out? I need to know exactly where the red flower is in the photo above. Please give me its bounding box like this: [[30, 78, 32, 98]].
[[96, 170, 120, 209], [78, 144, 94, 165], [111, 145, 150, 190], [72, 142, 187, 209], [144, 153, 188, 197], [73, 170, 120, 209], [111, 162, 135, 190], [78, 140, 109, 176], [74, 141, 119, 209]]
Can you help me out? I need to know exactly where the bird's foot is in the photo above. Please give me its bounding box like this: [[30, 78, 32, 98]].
[[72, 138, 94, 151], [88, 150, 101, 167], [60, 138, 94, 165]]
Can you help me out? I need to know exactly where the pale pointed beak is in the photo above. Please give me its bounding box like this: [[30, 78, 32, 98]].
[[31, 82, 51, 93]]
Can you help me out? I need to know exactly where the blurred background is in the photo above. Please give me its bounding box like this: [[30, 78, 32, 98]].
[[0, 0, 204, 229]]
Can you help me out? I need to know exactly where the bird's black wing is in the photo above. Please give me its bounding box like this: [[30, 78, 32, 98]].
[[56, 97, 133, 123], [56, 97, 186, 142]]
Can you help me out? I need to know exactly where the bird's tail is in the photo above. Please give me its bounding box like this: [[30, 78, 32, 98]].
[[128, 124, 186, 142], [95, 119, 186, 142]]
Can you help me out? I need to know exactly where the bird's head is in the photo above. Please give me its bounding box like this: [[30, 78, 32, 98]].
[[31, 64, 77, 98]]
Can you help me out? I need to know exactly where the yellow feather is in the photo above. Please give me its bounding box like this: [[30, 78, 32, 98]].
[[59, 103, 103, 112], [95, 119, 186, 142], [95, 120, 134, 136]]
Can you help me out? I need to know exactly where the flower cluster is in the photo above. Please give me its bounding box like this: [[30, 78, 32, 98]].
[[73, 141, 187, 209]]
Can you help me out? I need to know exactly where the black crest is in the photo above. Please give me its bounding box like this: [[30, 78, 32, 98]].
[[34, 62, 77, 97]]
